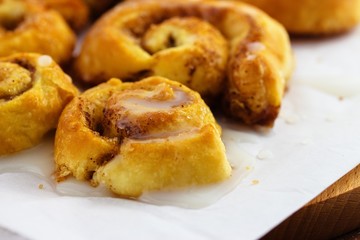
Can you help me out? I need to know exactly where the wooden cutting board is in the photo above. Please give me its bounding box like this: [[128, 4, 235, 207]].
[[261, 164, 360, 240]]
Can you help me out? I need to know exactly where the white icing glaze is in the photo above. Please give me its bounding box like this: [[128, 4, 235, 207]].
[[119, 89, 189, 114], [0, 122, 255, 209], [37, 55, 52, 67], [139, 139, 255, 208], [247, 42, 265, 52], [132, 128, 200, 141], [246, 54, 256, 61]]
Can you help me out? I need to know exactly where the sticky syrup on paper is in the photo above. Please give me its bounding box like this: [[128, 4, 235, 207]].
[[0, 121, 256, 208]]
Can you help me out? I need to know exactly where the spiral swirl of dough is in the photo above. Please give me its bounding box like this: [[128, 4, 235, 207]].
[[55, 76, 231, 197], [0, 0, 76, 64], [75, 0, 293, 126], [0, 53, 79, 155]]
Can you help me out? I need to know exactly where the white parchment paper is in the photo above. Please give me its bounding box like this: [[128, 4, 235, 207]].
[[0, 26, 359, 240]]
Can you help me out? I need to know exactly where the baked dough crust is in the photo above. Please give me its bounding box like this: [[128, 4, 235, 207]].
[[0, 0, 76, 64], [55, 76, 231, 197], [240, 0, 360, 34], [0, 53, 79, 155], [75, 0, 293, 126], [39, 0, 89, 31]]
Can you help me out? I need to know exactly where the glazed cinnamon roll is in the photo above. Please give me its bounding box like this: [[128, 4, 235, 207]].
[[55, 76, 231, 197], [0, 0, 76, 64], [239, 0, 360, 34], [0, 53, 79, 155], [39, 0, 89, 31], [74, 0, 293, 126]]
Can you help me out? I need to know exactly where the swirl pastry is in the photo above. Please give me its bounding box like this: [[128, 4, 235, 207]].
[[239, 0, 360, 34], [39, 0, 89, 31], [74, 0, 293, 126], [55, 76, 231, 197], [0, 53, 79, 155], [83, 0, 117, 17], [0, 0, 75, 64]]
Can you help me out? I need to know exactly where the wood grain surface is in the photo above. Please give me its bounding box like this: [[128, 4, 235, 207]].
[[261, 164, 360, 240]]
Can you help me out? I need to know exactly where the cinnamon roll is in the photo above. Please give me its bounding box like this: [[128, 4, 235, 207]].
[[55, 76, 231, 197], [82, 0, 118, 17], [39, 0, 89, 31], [74, 0, 293, 126], [239, 0, 360, 34], [0, 53, 79, 155], [0, 0, 76, 64]]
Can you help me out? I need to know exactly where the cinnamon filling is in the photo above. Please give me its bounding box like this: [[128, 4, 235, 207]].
[[0, 61, 33, 101], [86, 83, 194, 143]]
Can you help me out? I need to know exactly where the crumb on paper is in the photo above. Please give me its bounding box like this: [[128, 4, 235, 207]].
[[283, 114, 298, 124], [338, 96, 344, 101], [279, 112, 299, 124], [245, 166, 252, 171], [252, 180, 259, 185], [38, 184, 44, 190], [257, 149, 273, 160]]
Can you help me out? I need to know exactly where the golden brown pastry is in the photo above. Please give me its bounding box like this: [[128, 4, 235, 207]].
[[239, 0, 360, 34], [0, 0, 76, 64], [74, 0, 293, 126], [0, 53, 79, 155], [39, 0, 89, 31], [55, 76, 231, 197]]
